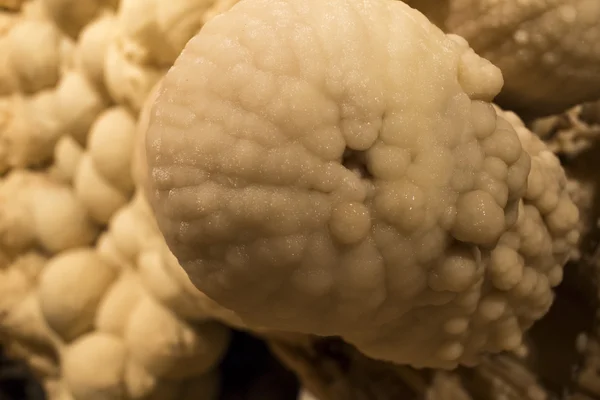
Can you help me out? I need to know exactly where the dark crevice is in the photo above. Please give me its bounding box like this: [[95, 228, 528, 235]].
[[219, 329, 299, 400], [526, 270, 596, 398], [341, 148, 372, 180], [0, 344, 45, 400]]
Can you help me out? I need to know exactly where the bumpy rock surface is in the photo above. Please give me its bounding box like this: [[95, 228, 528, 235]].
[[145, 0, 579, 369]]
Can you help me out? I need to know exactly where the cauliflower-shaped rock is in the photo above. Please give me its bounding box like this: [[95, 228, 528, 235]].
[[144, 0, 580, 368]]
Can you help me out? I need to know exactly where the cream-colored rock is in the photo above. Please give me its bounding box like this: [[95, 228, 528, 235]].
[[45, 379, 76, 400], [9, 252, 48, 282], [0, 13, 19, 92], [0, 8, 17, 30], [74, 154, 129, 225], [298, 389, 318, 400], [138, 241, 244, 327], [155, 0, 213, 58], [201, 0, 240, 23], [146, 0, 579, 368], [55, 71, 108, 144], [102, 0, 119, 9], [41, 0, 105, 38], [137, 246, 203, 319], [26, 351, 60, 380], [96, 232, 132, 270], [38, 248, 118, 341], [95, 271, 144, 336], [51, 135, 85, 184], [0, 266, 30, 314], [88, 107, 136, 194], [0, 249, 9, 269], [0, 91, 63, 169], [20, 0, 52, 20], [106, 195, 158, 262], [104, 42, 165, 113], [0, 36, 19, 95], [125, 295, 230, 379], [62, 332, 127, 400], [1, 292, 57, 348], [7, 19, 62, 93], [0, 169, 98, 253], [132, 79, 162, 189], [26, 90, 63, 160], [0, 171, 42, 254], [59, 36, 77, 74], [0, 171, 99, 255], [76, 13, 117, 88], [31, 176, 99, 253], [0, 4, 234, 400], [124, 361, 181, 400], [116, 0, 178, 66]]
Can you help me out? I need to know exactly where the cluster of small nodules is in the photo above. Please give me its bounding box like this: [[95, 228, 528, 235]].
[[425, 111, 544, 366], [489, 239, 552, 309], [524, 159, 580, 254], [37, 245, 229, 400], [467, 284, 548, 359], [449, 103, 529, 248], [434, 289, 530, 366], [328, 153, 373, 244], [449, 194, 575, 363]]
